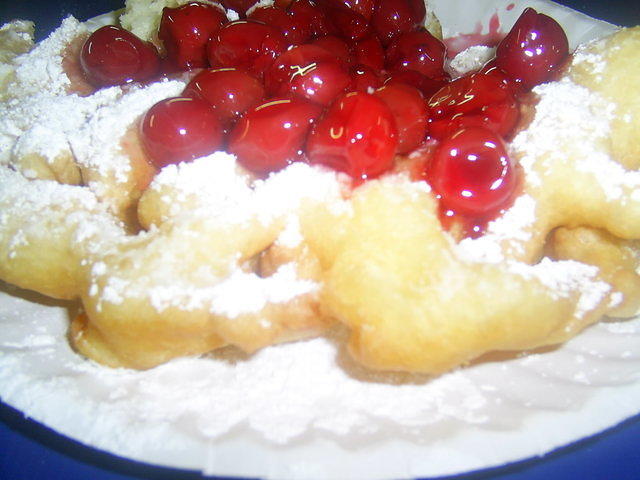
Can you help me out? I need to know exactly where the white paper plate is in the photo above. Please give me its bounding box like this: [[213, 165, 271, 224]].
[[0, 2, 637, 479]]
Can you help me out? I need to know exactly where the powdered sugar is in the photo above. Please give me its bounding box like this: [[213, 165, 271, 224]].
[[507, 258, 611, 319], [510, 78, 615, 188], [69, 80, 185, 185], [456, 194, 537, 263], [447, 45, 495, 77]]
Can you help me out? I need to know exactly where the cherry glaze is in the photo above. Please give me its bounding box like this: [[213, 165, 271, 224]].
[[265, 45, 351, 105], [375, 83, 428, 154], [207, 20, 287, 77], [495, 7, 569, 90], [385, 29, 448, 80], [158, 2, 227, 70], [228, 98, 322, 174], [307, 91, 398, 180], [371, 0, 426, 46], [428, 70, 520, 139], [426, 127, 517, 216], [80, 25, 160, 87], [140, 97, 224, 168], [183, 68, 265, 131]]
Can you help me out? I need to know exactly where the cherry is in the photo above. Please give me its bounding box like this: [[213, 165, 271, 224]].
[[322, 0, 375, 20], [385, 29, 448, 80], [428, 70, 519, 139], [351, 34, 384, 71], [371, 0, 426, 46], [207, 20, 287, 77], [140, 96, 224, 168], [183, 68, 265, 131], [350, 64, 382, 92], [384, 69, 447, 98], [324, 6, 370, 41], [80, 25, 160, 88], [248, 6, 311, 46], [288, 0, 338, 38], [265, 45, 351, 105], [374, 83, 428, 154], [426, 127, 517, 216], [158, 2, 227, 70], [307, 91, 398, 180], [495, 7, 569, 90], [311, 35, 354, 64], [228, 98, 322, 174]]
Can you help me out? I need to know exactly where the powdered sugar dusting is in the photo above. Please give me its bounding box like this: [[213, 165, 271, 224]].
[[507, 258, 611, 319], [456, 194, 537, 263], [447, 45, 495, 78], [70, 80, 185, 185], [511, 78, 615, 188]]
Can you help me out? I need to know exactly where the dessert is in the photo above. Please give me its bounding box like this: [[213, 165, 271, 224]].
[[0, 0, 638, 377]]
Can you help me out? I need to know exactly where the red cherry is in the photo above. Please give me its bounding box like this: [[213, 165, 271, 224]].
[[384, 69, 447, 98], [228, 98, 322, 174], [140, 97, 224, 168], [374, 83, 428, 154], [323, 0, 375, 20], [371, 0, 425, 46], [265, 45, 351, 105], [183, 68, 265, 130], [324, 6, 370, 42], [428, 70, 519, 139], [495, 7, 569, 90], [307, 91, 398, 180], [351, 34, 384, 70], [426, 127, 517, 216], [311, 35, 354, 64], [248, 6, 311, 46], [158, 2, 227, 70], [207, 20, 287, 77], [80, 25, 160, 88], [288, 0, 338, 38], [350, 64, 382, 92], [385, 29, 448, 80]]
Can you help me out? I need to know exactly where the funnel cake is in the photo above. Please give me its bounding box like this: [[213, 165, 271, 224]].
[[0, 3, 638, 374]]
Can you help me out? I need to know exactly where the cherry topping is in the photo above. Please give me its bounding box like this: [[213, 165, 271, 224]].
[[311, 35, 354, 64], [248, 6, 311, 46], [428, 70, 520, 139], [324, 5, 370, 41], [265, 45, 351, 105], [183, 68, 265, 131], [384, 69, 447, 98], [80, 25, 160, 88], [158, 2, 227, 70], [288, 0, 338, 38], [495, 7, 569, 90], [350, 63, 382, 92], [140, 97, 224, 168], [352, 34, 384, 71], [374, 83, 428, 154], [385, 29, 448, 80], [207, 20, 287, 77], [323, 0, 376, 20], [371, 0, 426, 46], [426, 127, 517, 216], [228, 98, 322, 174], [307, 91, 398, 180]]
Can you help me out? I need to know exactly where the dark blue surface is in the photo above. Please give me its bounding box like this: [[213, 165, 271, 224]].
[[1, 1, 640, 479]]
